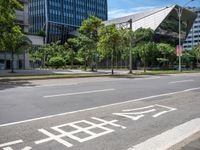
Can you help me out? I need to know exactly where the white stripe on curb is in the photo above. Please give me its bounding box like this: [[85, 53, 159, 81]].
[[0, 87, 200, 127], [127, 118, 200, 150]]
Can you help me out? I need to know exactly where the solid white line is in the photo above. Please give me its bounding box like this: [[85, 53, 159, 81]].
[[169, 80, 194, 84], [43, 89, 115, 98], [127, 118, 200, 150], [0, 140, 23, 147], [123, 105, 155, 112], [0, 87, 200, 128]]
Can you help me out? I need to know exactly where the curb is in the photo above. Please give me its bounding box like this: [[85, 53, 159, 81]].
[[127, 118, 200, 150]]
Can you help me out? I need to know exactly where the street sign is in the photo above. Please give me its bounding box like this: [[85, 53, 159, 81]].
[[176, 45, 183, 56]]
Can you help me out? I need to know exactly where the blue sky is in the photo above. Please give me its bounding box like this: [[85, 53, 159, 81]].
[[108, 0, 200, 19]]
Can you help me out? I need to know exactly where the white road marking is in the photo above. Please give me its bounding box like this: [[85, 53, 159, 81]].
[[169, 80, 194, 84], [123, 105, 155, 112], [0, 140, 23, 148], [134, 77, 161, 80], [35, 117, 126, 148], [127, 118, 200, 150], [113, 104, 177, 121], [43, 89, 115, 98], [0, 87, 200, 127], [17, 83, 78, 89], [3, 147, 32, 150]]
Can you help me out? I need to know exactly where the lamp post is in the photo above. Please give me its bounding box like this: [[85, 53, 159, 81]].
[[128, 19, 133, 74], [176, 0, 195, 72]]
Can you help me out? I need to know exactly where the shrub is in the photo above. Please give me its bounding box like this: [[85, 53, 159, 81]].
[[49, 56, 65, 69]]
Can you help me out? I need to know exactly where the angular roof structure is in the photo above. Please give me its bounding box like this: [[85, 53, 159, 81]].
[[105, 5, 197, 38]]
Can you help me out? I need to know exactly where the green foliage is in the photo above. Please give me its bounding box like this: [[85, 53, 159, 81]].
[[49, 56, 65, 69], [157, 43, 176, 68], [79, 16, 104, 41], [0, 0, 23, 46], [194, 44, 200, 63], [79, 16, 104, 71], [98, 25, 122, 74], [134, 28, 154, 42], [36, 31, 46, 37], [137, 42, 157, 72]]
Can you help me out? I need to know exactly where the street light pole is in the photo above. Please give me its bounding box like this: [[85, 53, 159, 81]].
[[129, 19, 133, 74], [178, 7, 182, 72], [177, 0, 195, 72]]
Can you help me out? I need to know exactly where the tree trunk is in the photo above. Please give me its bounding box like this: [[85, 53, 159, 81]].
[[111, 48, 114, 75], [144, 57, 146, 73], [11, 49, 14, 73], [71, 60, 74, 69]]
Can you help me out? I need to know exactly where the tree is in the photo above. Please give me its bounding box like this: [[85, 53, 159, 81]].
[[98, 25, 122, 74], [30, 44, 51, 68], [133, 28, 155, 72], [182, 49, 196, 69], [75, 35, 95, 70], [157, 43, 176, 69], [134, 28, 154, 42], [0, 0, 22, 45], [49, 56, 65, 69], [3, 26, 24, 72], [194, 44, 200, 67], [79, 16, 104, 71], [137, 42, 157, 72], [63, 42, 76, 68], [0, 0, 28, 72]]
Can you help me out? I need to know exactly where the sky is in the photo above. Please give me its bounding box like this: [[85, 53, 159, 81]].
[[108, 0, 200, 19]]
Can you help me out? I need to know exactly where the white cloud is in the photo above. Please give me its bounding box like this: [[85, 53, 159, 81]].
[[108, 6, 159, 19]]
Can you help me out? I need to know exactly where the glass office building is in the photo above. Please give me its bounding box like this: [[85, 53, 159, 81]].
[[28, 0, 108, 43], [183, 7, 200, 50]]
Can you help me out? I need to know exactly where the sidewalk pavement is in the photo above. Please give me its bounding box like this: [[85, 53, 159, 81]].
[[0, 69, 140, 77], [181, 138, 200, 150]]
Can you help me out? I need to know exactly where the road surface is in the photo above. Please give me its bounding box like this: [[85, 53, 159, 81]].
[[0, 74, 200, 150]]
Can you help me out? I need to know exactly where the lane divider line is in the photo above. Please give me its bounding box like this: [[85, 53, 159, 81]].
[[169, 80, 194, 84], [43, 89, 115, 98]]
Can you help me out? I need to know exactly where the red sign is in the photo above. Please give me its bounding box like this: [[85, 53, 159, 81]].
[[176, 45, 183, 56]]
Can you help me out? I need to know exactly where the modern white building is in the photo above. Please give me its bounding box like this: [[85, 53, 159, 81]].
[[105, 5, 197, 46], [183, 7, 200, 50]]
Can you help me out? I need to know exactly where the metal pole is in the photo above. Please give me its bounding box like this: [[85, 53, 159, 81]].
[[177, 0, 195, 71], [178, 7, 182, 72], [129, 19, 133, 74]]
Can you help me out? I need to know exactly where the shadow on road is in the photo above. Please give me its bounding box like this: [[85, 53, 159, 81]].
[[0, 80, 37, 91]]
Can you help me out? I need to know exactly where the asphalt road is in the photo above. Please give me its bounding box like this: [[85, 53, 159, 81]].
[[0, 74, 200, 150]]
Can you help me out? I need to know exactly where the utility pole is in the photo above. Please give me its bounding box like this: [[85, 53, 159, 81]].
[[176, 0, 195, 72], [178, 7, 182, 72], [129, 19, 133, 74]]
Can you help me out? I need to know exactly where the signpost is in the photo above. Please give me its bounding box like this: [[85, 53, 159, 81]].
[[176, 45, 183, 57]]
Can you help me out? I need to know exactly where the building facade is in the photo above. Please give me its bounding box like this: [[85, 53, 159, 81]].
[[183, 7, 200, 50], [105, 5, 197, 46], [0, 0, 44, 70], [28, 0, 108, 43]]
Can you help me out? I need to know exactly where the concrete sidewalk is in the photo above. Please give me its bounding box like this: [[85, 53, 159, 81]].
[[0, 69, 133, 77]]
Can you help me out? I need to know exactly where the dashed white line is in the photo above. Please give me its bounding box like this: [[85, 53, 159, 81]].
[[0, 87, 200, 128], [169, 80, 194, 84], [18, 83, 78, 89], [43, 89, 115, 98]]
